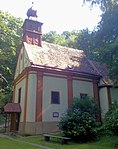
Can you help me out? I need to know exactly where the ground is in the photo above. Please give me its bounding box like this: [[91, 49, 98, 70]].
[[0, 133, 118, 149]]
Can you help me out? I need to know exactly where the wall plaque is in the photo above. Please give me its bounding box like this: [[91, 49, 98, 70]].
[[53, 112, 59, 118]]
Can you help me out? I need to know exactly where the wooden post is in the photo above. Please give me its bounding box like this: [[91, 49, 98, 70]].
[[5, 113, 7, 132], [93, 79, 101, 122]]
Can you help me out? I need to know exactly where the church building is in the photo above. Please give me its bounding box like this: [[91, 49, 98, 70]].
[[5, 6, 118, 135]]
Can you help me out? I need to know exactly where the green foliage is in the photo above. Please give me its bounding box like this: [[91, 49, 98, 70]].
[[83, 0, 118, 12], [42, 31, 66, 46], [95, 5, 118, 81], [43, 30, 79, 49], [76, 29, 94, 56], [104, 102, 118, 136], [0, 10, 23, 86], [0, 85, 13, 107], [71, 97, 98, 117], [59, 97, 97, 142], [0, 11, 22, 106], [61, 30, 79, 48]]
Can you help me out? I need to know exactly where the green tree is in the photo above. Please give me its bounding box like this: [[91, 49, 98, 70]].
[[83, 0, 118, 12], [0, 11, 23, 106], [42, 31, 66, 46], [43, 30, 79, 49], [76, 28, 95, 56], [61, 30, 79, 48], [0, 11, 23, 85], [90, 5, 118, 81]]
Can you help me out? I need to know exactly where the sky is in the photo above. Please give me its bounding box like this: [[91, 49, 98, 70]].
[[0, 0, 102, 34]]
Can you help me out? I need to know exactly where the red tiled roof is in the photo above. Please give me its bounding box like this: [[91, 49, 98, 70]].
[[4, 103, 21, 113], [90, 60, 114, 85], [24, 42, 105, 76], [90, 60, 108, 76]]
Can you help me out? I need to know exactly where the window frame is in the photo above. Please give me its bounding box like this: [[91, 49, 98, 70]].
[[51, 91, 60, 104], [80, 93, 88, 99]]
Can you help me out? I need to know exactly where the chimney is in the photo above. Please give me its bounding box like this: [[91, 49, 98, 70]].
[[22, 19, 43, 47]]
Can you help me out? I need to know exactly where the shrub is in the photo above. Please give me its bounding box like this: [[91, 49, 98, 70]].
[[104, 102, 118, 136], [71, 97, 98, 117], [59, 96, 98, 142]]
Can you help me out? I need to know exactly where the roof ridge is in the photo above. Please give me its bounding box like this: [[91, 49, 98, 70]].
[[42, 41, 84, 53]]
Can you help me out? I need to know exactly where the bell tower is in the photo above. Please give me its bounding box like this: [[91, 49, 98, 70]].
[[22, 3, 43, 47]]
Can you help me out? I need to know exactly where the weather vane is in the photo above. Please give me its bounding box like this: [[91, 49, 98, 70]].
[[27, 2, 38, 19]]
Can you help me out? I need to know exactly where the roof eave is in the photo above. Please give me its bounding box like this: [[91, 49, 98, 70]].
[[31, 64, 101, 79]]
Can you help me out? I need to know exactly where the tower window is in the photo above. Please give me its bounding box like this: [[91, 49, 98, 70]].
[[38, 27, 41, 32]]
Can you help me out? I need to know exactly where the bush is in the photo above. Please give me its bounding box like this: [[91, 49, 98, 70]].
[[59, 96, 98, 142], [104, 102, 118, 136], [71, 97, 98, 117]]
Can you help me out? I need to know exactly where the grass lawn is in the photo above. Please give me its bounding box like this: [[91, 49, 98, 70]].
[[8, 134, 118, 149], [0, 137, 40, 149]]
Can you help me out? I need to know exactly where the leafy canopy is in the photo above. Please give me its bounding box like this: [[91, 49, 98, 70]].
[[0, 10, 23, 85], [0, 11, 23, 106], [83, 0, 118, 12]]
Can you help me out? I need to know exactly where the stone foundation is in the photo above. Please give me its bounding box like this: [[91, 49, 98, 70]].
[[19, 121, 60, 135]]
